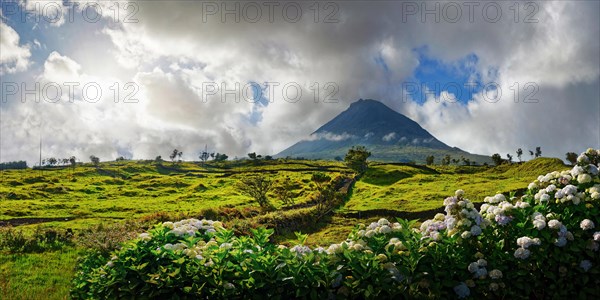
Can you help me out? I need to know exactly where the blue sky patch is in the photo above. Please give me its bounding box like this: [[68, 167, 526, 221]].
[[406, 47, 486, 104]]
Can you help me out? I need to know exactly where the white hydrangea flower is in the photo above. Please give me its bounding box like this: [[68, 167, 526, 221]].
[[548, 220, 562, 229], [434, 213, 445, 221], [533, 219, 546, 230], [514, 248, 530, 259], [379, 225, 392, 234], [540, 194, 550, 203], [327, 244, 342, 254], [378, 218, 390, 226], [517, 237, 538, 249], [581, 219, 595, 230], [489, 269, 503, 279], [394, 241, 407, 251], [577, 174, 592, 184], [571, 165, 585, 177], [467, 262, 479, 273], [545, 184, 557, 193], [494, 194, 506, 203], [455, 189, 465, 197], [138, 232, 152, 241], [577, 154, 590, 164]]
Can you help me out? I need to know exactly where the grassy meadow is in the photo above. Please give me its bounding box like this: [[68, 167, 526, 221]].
[[0, 157, 567, 299]]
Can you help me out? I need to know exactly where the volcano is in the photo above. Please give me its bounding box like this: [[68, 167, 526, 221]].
[[277, 99, 490, 164]]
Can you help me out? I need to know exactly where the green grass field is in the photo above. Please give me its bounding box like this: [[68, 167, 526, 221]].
[[0, 157, 568, 299]]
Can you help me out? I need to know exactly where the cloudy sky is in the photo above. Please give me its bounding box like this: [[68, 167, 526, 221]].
[[1, 0, 598, 164]]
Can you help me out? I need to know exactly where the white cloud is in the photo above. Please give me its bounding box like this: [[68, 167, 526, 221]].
[[42, 51, 81, 82], [304, 132, 354, 142], [382, 132, 396, 142], [0, 21, 31, 74]]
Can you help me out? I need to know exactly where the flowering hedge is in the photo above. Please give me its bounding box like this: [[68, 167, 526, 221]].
[[71, 149, 600, 299]]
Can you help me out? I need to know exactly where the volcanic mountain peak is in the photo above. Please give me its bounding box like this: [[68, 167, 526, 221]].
[[277, 99, 489, 163]]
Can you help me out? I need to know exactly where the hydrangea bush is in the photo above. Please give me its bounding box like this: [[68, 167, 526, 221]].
[[72, 149, 600, 299]]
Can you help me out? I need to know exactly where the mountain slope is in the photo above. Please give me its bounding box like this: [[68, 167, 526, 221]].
[[277, 99, 491, 163]]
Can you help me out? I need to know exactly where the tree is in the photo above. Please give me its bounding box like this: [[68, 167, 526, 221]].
[[344, 146, 371, 174], [566, 152, 578, 165], [274, 177, 295, 206], [199, 151, 210, 165], [516, 148, 523, 162], [491, 153, 503, 166], [248, 152, 257, 160], [69, 156, 76, 167], [169, 149, 182, 163], [89, 155, 100, 167], [461, 157, 471, 166], [47, 157, 57, 166], [311, 172, 333, 212], [264, 155, 273, 160], [213, 153, 228, 162], [116, 156, 126, 162], [529, 150, 534, 158], [441, 155, 451, 166], [237, 175, 274, 208], [506, 154, 513, 164], [426, 155, 435, 165], [451, 158, 459, 164], [535, 147, 542, 158]]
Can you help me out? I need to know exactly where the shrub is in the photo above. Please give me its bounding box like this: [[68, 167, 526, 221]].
[[0, 226, 73, 253], [344, 146, 371, 174], [75, 220, 148, 254], [236, 175, 274, 209]]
